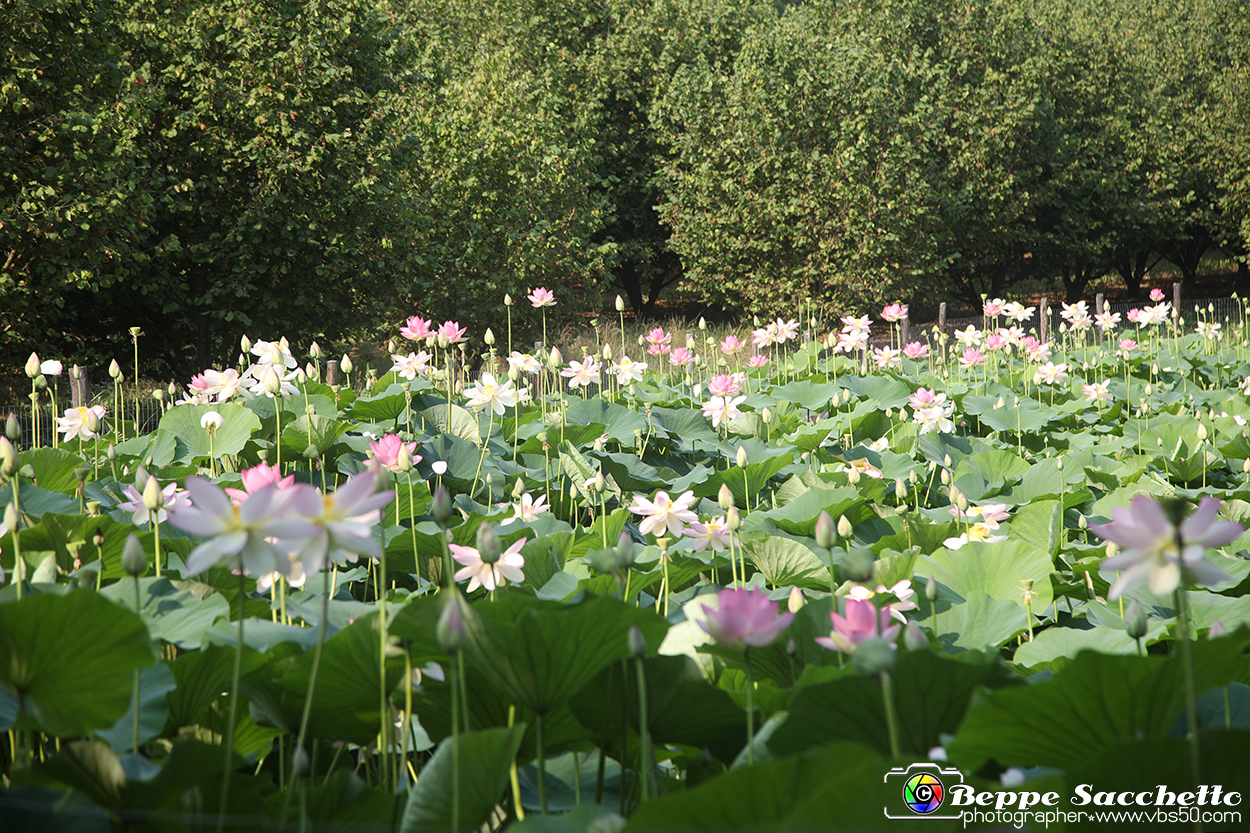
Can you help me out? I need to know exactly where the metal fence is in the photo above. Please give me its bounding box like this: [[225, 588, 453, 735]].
[[2, 399, 164, 450]]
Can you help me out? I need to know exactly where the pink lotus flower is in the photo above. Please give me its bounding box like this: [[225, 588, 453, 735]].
[[908, 387, 945, 410], [748, 355, 769, 368], [370, 434, 421, 472], [391, 351, 432, 380], [958, 348, 986, 369], [645, 327, 671, 348], [684, 516, 730, 552], [451, 537, 527, 593], [836, 331, 868, 353], [1127, 308, 1142, 324], [698, 587, 794, 650], [982, 333, 1007, 352], [702, 395, 746, 428], [188, 373, 212, 394], [527, 287, 556, 308], [629, 490, 698, 537], [55, 405, 107, 441], [1020, 336, 1051, 363], [873, 347, 902, 369], [774, 318, 800, 343], [881, 303, 907, 323], [1095, 311, 1121, 330], [983, 298, 1005, 317], [815, 598, 900, 653], [902, 341, 929, 360], [499, 492, 549, 526], [1118, 338, 1138, 357], [707, 373, 744, 397], [282, 469, 396, 575], [720, 335, 744, 355], [116, 472, 190, 525], [1092, 496, 1242, 598], [1082, 381, 1111, 403], [561, 356, 601, 387], [401, 316, 434, 341], [225, 461, 297, 504], [1149, 288, 1166, 301], [438, 321, 467, 344], [752, 323, 778, 348], [669, 347, 694, 367], [170, 477, 320, 576], [647, 342, 671, 357], [846, 580, 918, 623]]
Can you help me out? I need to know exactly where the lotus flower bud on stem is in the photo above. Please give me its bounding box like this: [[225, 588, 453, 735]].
[[851, 637, 896, 676], [718, 483, 734, 511], [615, 295, 625, 312], [340, 354, 353, 374], [925, 577, 938, 602], [761, 408, 773, 424], [904, 620, 929, 652], [615, 532, 636, 569], [24, 353, 40, 378], [504, 293, 513, 306], [726, 506, 741, 531], [476, 522, 501, 564], [484, 328, 495, 346], [627, 624, 648, 659], [736, 446, 748, 468], [837, 515, 853, 539], [240, 335, 252, 354], [432, 485, 453, 525], [142, 475, 164, 511], [1125, 600, 1148, 640], [5, 413, 18, 442], [814, 510, 836, 549], [788, 586, 806, 613], [0, 438, 16, 478], [436, 594, 466, 653], [122, 533, 147, 576], [109, 359, 122, 380]]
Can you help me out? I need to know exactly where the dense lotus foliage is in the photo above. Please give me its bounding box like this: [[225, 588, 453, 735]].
[[2, 291, 1250, 831]]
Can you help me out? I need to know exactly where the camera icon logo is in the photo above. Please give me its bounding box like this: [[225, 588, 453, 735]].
[[884, 763, 965, 820]]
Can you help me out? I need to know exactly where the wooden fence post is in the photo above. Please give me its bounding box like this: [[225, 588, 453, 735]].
[[325, 360, 340, 386], [70, 365, 90, 408], [1039, 297, 1049, 342]]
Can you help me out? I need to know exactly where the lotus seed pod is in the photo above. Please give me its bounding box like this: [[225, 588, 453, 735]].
[[122, 533, 147, 577], [152, 388, 164, 401], [24, 353, 40, 378], [852, 637, 896, 676], [788, 586, 806, 613], [814, 510, 836, 549], [718, 483, 734, 511], [436, 595, 466, 652], [341, 354, 353, 374], [736, 446, 748, 468]]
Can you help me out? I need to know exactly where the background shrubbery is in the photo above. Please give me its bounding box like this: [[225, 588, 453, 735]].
[[3, 0, 1249, 378]]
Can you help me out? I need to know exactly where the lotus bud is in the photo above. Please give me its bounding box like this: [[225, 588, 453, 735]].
[[593, 437, 605, 452], [34, 375, 47, 391], [851, 637, 896, 676], [1208, 619, 1227, 640], [940, 468, 950, 485], [753, 315, 761, 327], [122, 532, 147, 576], [684, 374, 694, 388], [1106, 541, 1117, 558], [201, 411, 223, 437], [815, 510, 836, 549], [788, 585, 806, 613], [0, 437, 15, 477], [263, 367, 282, 396], [925, 577, 938, 601], [436, 595, 466, 653], [726, 506, 741, 531], [476, 522, 501, 564], [761, 408, 772, 424], [848, 467, 863, 485], [24, 353, 40, 378], [107, 444, 116, 462], [141, 475, 163, 511], [1243, 458, 1250, 474], [602, 343, 613, 361], [1125, 600, 1147, 639], [904, 620, 928, 652], [432, 485, 452, 524], [92, 527, 105, 548], [736, 446, 748, 468], [109, 359, 122, 380], [994, 396, 1004, 410], [503, 292, 514, 307], [18, 464, 32, 481], [238, 353, 247, 368], [309, 341, 322, 359], [1196, 424, 1207, 441], [341, 354, 353, 374], [167, 380, 178, 397], [615, 295, 625, 312], [627, 624, 648, 658], [5, 413, 18, 441], [4, 502, 18, 531], [908, 469, 918, 485], [1077, 514, 1087, 530], [1144, 384, 1152, 396], [84, 408, 100, 435], [894, 479, 906, 501], [953, 491, 967, 513], [842, 546, 873, 582], [548, 347, 562, 370], [837, 514, 853, 539], [484, 328, 495, 347], [431, 460, 448, 476], [237, 335, 251, 354], [615, 532, 636, 569], [637, 334, 646, 347], [718, 483, 734, 511], [507, 366, 520, 383], [885, 408, 893, 418]]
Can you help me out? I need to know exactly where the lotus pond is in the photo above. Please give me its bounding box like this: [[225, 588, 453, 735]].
[[2, 295, 1250, 832]]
